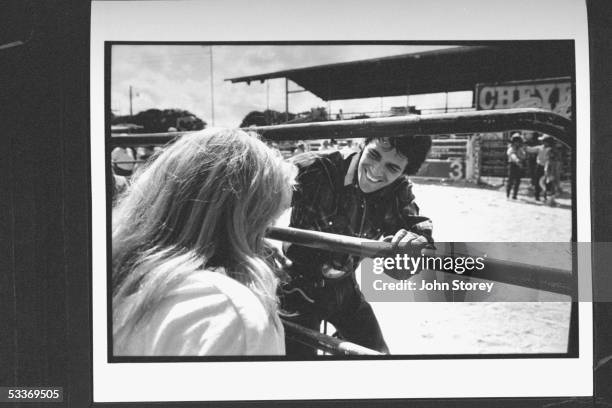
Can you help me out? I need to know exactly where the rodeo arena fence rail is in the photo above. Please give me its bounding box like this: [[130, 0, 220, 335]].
[[110, 108, 577, 356]]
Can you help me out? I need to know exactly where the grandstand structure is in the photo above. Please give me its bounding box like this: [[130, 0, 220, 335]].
[[227, 43, 574, 181]]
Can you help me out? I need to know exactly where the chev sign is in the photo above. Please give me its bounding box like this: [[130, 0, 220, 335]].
[[476, 77, 572, 119]]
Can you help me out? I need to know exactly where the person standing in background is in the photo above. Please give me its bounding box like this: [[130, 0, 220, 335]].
[[523, 134, 558, 203], [506, 133, 526, 200], [524, 132, 542, 201]]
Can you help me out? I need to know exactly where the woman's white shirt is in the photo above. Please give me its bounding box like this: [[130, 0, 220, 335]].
[[114, 270, 285, 356]]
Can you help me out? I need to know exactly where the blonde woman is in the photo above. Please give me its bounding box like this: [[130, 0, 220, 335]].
[[112, 128, 296, 356]]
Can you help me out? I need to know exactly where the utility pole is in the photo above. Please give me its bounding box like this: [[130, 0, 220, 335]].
[[209, 46, 215, 126], [285, 78, 289, 122], [266, 80, 270, 125], [129, 85, 133, 118]]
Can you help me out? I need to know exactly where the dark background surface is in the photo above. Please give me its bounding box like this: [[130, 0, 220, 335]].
[[0, 0, 610, 407]]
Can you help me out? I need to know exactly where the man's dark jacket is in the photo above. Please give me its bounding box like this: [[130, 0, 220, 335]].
[[286, 150, 434, 282]]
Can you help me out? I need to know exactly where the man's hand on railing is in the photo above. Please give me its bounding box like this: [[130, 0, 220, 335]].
[[382, 229, 434, 256], [380, 230, 433, 280]]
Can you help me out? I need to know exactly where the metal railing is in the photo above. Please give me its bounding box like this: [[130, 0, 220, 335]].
[[282, 319, 383, 356], [267, 227, 574, 296], [110, 108, 573, 149]]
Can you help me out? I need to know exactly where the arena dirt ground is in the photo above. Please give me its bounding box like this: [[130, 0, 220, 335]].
[[365, 179, 573, 355]]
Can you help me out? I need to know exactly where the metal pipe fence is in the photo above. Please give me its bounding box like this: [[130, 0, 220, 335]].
[[109, 108, 573, 148], [267, 227, 574, 296]]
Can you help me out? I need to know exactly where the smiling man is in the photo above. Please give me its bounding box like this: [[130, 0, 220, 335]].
[[281, 134, 434, 357]]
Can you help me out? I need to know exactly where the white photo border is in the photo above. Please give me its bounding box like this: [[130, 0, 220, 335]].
[[91, 0, 593, 402]]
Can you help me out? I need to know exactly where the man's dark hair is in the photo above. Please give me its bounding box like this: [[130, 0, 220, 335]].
[[364, 134, 432, 175]]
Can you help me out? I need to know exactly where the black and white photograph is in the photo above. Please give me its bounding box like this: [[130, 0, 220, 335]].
[[88, 0, 595, 403], [107, 41, 577, 359]]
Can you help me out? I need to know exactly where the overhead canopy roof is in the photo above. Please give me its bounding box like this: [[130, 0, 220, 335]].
[[226, 43, 574, 101]]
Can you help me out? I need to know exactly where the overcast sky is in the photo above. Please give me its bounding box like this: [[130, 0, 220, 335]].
[[111, 45, 473, 128]]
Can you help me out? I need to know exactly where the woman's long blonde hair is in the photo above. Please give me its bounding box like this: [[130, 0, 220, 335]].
[[112, 128, 296, 338]]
